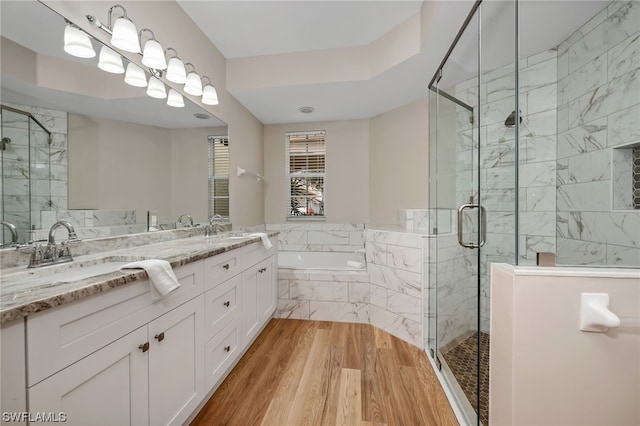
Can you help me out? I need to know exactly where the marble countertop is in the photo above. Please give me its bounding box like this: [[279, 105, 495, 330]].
[[0, 232, 277, 324]]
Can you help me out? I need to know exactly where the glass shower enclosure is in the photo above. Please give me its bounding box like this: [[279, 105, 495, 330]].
[[427, 0, 639, 424], [1, 105, 53, 245]]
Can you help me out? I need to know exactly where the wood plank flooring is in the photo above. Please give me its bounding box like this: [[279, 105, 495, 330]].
[[191, 319, 458, 426]]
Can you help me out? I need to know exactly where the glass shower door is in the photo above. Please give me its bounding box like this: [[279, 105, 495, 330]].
[[428, 81, 482, 425]]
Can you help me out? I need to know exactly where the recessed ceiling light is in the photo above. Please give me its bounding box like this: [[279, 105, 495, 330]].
[[194, 113, 210, 119], [298, 107, 315, 114]]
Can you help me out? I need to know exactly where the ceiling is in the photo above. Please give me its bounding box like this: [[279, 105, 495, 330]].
[[1, 1, 611, 127], [178, 0, 609, 125]]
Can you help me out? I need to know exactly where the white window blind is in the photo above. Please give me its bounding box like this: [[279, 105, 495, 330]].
[[208, 136, 229, 219], [286, 131, 325, 218]]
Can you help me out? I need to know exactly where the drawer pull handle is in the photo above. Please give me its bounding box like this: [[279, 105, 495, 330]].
[[259, 267, 267, 273], [223, 301, 230, 307], [139, 342, 149, 353], [155, 332, 165, 342], [223, 263, 230, 270], [224, 345, 231, 352]]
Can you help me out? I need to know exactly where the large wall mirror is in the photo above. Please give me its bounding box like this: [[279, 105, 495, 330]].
[[0, 1, 228, 245]]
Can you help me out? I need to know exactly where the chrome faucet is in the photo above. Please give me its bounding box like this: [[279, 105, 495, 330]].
[[28, 221, 78, 268], [204, 216, 227, 236], [178, 214, 194, 228], [0, 220, 19, 247]]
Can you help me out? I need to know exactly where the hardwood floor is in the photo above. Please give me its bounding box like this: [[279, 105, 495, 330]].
[[191, 319, 458, 426]]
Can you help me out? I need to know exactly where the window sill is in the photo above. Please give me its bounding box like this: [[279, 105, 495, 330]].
[[286, 216, 326, 222]]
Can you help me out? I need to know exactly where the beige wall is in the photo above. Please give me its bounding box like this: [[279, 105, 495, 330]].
[[68, 114, 173, 223], [43, 1, 265, 227], [369, 98, 429, 224], [491, 264, 640, 426], [264, 120, 370, 224]]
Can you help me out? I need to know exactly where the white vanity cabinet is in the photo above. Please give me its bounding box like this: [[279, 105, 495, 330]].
[[240, 238, 277, 347], [26, 264, 205, 426], [3, 237, 277, 425]]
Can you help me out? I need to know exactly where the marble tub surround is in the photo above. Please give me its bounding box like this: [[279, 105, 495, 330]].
[[266, 223, 365, 253], [0, 230, 278, 324], [276, 226, 428, 347]]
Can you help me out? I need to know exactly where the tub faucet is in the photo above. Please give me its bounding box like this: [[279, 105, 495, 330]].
[[0, 220, 19, 247], [178, 214, 194, 228], [28, 221, 78, 268]]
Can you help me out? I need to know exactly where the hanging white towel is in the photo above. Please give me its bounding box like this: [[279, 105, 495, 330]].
[[249, 233, 273, 250], [121, 259, 180, 298]]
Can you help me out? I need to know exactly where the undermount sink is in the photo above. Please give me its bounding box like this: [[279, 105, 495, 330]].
[[44, 261, 131, 284]]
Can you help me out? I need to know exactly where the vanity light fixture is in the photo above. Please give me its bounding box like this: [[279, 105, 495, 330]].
[[98, 45, 125, 74], [201, 76, 219, 105], [139, 29, 167, 70], [63, 23, 96, 58], [109, 5, 140, 53], [167, 89, 185, 107], [124, 62, 147, 87], [146, 76, 167, 99], [184, 63, 203, 96], [165, 48, 187, 84]]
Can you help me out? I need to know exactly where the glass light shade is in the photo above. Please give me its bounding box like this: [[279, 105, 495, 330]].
[[98, 46, 124, 74], [184, 72, 203, 96], [124, 63, 147, 87], [110, 17, 140, 53], [166, 57, 187, 84], [142, 39, 167, 70], [63, 25, 96, 58], [202, 85, 219, 105], [146, 76, 167, 99], [167, 89, 185, 108]]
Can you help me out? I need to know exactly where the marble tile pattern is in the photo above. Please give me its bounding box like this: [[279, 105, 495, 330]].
[[33, 209, 141, 241], [556, 0, 640, 266], [1, 103, 68, 246], [275, 226, 426, 347], [266, 223, 364, 253], [0, 229, 278, 324]]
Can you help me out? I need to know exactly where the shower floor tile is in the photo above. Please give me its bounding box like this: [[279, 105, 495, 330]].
[[442, 332, 490, 425]]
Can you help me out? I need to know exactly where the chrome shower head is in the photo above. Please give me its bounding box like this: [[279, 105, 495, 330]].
[[505, 110, 522, 128]]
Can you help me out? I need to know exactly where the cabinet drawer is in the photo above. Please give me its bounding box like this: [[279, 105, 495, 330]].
[[204, 321, 239, 392], [204, 274, 241, 340], [204, 249, 242, 290], [26, 261, 203, 387], [242, 238, 275, 269]]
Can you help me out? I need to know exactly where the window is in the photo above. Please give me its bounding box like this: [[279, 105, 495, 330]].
[[286, 131, 325, 218], [208, 136, 229, 218]]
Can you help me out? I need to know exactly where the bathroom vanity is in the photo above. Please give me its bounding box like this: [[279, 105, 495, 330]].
[[0, 232, 277, 426]]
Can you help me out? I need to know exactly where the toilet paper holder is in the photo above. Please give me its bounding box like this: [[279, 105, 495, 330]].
[[579, 293, 639, 332]]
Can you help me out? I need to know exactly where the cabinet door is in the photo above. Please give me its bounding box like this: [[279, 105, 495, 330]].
[[28, 327, 149, 426], [258, 256, 277, 322], [148, 297, 204, 426], [241, 266, 259, 345]]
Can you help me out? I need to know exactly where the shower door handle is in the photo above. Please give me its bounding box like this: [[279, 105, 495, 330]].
[[457, 203, 486, 249]]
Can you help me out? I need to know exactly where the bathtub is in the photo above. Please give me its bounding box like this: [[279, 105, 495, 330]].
[[278, 251, 366, 271]]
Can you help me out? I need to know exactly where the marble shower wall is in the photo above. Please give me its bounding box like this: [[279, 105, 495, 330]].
[[556, 0, 640, 266], [1, 103, 68, 245], [446, 48, 558, 333]]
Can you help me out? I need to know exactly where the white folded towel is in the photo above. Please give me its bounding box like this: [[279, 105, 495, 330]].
[[249, 232, 273, 250], [121, 259, 180, 298]]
